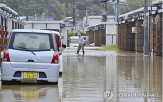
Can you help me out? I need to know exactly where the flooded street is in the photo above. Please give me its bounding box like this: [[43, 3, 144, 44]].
[[0, 49, 162, 102]]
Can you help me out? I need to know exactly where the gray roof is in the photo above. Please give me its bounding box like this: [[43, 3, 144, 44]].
[[20, 16, 54, 21], [36, 17, 54, 21], [61, 17, 84, 27], [0, 3, 18, 16]]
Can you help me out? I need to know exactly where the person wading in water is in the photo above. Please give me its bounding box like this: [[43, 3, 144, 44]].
[[76, 34, 85, 54]]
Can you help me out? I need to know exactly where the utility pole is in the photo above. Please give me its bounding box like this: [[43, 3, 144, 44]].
[[86, 10, 89, 26], [144, 0, 149, 55], [101, 0, 108, 22], [117, 0, 119, 22], [73, 0, 75, 34], [26, 0, 28, 21]]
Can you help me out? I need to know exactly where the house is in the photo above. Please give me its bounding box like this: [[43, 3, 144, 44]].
[[0, 4, 25, 38], [61, 17, 84, 32], [117, 0, 163, 55], [85, 15, 117, 46]]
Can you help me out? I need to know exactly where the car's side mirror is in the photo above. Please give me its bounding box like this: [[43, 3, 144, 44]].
[[61, 36, 64, 39], [59, 47, 65, 52], [1, 45, 6, 49], [62, 44, 66, 48]]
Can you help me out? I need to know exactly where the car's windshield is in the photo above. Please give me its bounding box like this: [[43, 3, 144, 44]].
[[10, 33, 54, 51]]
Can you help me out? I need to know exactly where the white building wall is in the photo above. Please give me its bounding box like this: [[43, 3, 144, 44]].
[[88, 18, 101, 26], [24, 23, 32, 29], [106, 35, 113, 45], [105, 23, 117, 45], [24, 21, 62, 30], [33, 23, 46, 29], [106, 34, 116, 45], [113, 35, 116, 44], [24, 23, 61, 30], [108, 18, 115, 22], [106, 24, 116, 34], [47, 24, 60, 29], [86, 16, 115, 26]]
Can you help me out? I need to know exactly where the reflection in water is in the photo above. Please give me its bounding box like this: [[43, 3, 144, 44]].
[[62, 56, 106, 102], [1, 85, 59, 102], [0, 52, 162, 102], [62, 53, 162, 102]]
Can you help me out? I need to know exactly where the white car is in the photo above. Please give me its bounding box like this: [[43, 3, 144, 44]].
[[51, 31, 64, 74], [43, 30, 66, 74], [1, 29, 65, 84]]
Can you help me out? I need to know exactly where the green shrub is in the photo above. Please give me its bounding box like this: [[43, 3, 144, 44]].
[[68, 32, 74, 37], [80, 32, 86, 36], [68, 31, 86, 37], [101, 44, 119, 51]]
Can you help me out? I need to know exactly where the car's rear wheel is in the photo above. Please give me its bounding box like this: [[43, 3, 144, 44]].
[[49, 82, 58, 85], [2, 80, 21, 85], [2, 80, 10, 85]]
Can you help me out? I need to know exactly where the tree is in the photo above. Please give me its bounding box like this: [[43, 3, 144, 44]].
[[0, 0, 154, 20]]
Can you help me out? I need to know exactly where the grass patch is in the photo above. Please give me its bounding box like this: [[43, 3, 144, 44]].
[[101, 44, 119, 51]]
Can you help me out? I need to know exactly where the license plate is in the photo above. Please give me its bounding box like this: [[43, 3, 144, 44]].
[[23, 72, 37, 79], [23, 91, 37, 99]]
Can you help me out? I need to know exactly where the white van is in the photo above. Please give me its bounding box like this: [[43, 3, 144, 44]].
[[69, 36, 89, 47]]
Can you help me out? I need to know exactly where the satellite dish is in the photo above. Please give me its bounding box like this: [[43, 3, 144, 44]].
[[154, 14, 160, 24]]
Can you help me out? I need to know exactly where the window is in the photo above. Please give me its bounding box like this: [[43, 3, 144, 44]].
[[11, 33, 53, 51]]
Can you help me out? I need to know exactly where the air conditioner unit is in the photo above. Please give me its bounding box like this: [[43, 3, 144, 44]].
[[131, 27, 137, 33]]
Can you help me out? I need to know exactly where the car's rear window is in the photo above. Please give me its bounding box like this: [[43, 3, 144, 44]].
[[9, 32, 54, 51]]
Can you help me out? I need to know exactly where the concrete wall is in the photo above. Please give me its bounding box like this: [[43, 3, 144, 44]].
[[47, 23, 59, 29], [24, 22, 61, 30], [88, 18, 101, 26], [106, 24, 116, 34], [105, 23, 117, 45]]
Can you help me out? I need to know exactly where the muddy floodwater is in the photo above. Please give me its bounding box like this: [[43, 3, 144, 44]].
[[0, 50, 162, 102]]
